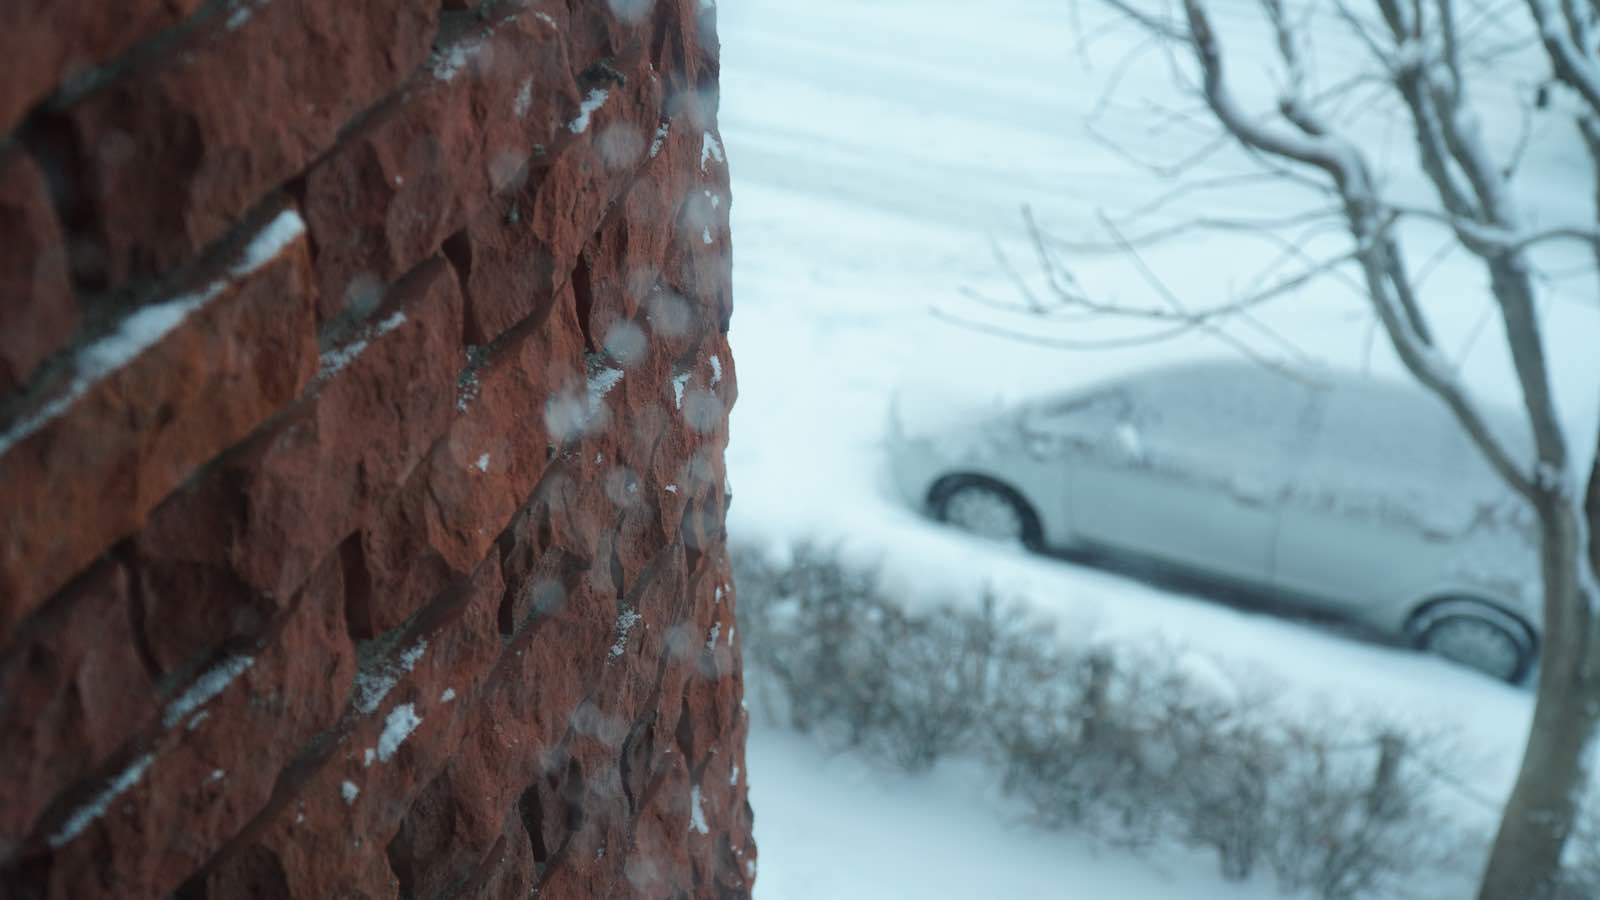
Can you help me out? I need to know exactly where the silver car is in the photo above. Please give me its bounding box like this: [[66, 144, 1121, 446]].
[[889, 360, 1541, 681]]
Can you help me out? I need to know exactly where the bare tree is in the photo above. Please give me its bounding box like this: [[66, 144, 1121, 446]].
[[959, 0, 1600, 895]]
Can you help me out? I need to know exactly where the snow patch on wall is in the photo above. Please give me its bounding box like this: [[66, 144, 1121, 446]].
[[610, 609, 642, 659], [354, 638, 428, 715], [570, 89, 611, 134], [0, 211, 305, 459], [0, 283, 212, 456], [514, 79, 534, 118], [431, 39, 486, 82], [226, 0, 267, 31], [371, 703, 423, 765], [672, 372, 691, 409], [689, 784, 710, 834], [318, 310, 408, 381], [48, 754, 155, 848], [700, 132, 724, 170], [233, 209, 307, 277], [163, 655, 256, 729], [588, 364, 625, 406]]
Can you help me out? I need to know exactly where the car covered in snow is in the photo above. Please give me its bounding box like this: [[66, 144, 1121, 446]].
[[888, 360, 1541, 681]]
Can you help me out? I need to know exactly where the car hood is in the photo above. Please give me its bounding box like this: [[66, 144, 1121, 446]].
[[887, 384, 1050, 472], [889, 383, 1031, 443]]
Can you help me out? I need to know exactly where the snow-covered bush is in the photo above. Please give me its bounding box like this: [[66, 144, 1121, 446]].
[[737, 543, 889, 742], [733, 542, 1477, 899], [1254, 727, 1442, 900], [734, 543, 997, 770]]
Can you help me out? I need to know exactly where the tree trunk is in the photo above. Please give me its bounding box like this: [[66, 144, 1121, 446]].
[[1478, 501, 1600, 900]]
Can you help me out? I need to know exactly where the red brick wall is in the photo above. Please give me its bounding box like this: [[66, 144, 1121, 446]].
[[0, 1, 753, 897]]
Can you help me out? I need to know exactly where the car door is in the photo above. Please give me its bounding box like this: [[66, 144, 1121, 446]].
[[1270, 381, 1514, 616], [1063, 362, 1318, 585]]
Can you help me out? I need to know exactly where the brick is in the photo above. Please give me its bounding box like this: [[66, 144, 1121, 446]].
[[384, 763, 508, 899], [432, 560, 619, 842], [618, 745, 694, 898], [0, 561, 155, 862], [357, 465, 467, 640], [134, 257, 462, 662], [359, 287, 584, 630], [459, 50, 665, 345], [204, 553, 503, 900], [461, 810, 538, 900], [0, 0, 204, 134], [60, 0, 437, 291], [647, 0, 723, 97], [306, 1, 575, 321], [0, 211, 318, 642], [657, 118, 733, 338], [0, 145, 77, 395], [39, 554, 354, 900]]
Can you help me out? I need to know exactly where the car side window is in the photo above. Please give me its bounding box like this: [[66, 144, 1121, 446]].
[[1301, 383, 1512, 534], [1019, 388, 1130, 459], [1121, 363, 1317, 466]]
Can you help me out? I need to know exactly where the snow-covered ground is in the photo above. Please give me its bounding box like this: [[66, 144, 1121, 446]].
[[745, 723, 1312, 900], [714, 0, 1600, 895]]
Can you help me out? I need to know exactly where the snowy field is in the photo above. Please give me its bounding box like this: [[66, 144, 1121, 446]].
[[713, 0, 1600, 895]]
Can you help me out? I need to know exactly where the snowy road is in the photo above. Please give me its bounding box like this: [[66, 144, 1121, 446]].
[[715, 0, 1599, 894]]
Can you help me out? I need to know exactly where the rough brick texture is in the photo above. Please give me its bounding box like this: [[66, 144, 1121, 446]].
[[0, 144, 77, 395], [0, 1, 753, 897]]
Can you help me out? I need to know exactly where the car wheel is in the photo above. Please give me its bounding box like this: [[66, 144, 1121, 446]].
[[932, 478, 1043, 550], [1415, 612, 1530, 683]]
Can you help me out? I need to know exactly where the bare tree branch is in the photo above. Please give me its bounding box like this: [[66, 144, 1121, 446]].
[[1439, 0, 1465, 89], [1383, 0, 1483, 220], [1185, 0, 1365, 179], [1530, 0, 1600, 119], [1334, 0, 1402, 64], [1393, 204, 1600, 253], [1578, 115, 1600, 277], [1045, 207, 1345, 250], [1083, 120, 1235, 179], [1113, 170, 1334, 224], [929, 308, 1202, 350], [1093, 211, 1325, 379], [1174, 0, 1540, 498], [1097, 0, 1192, 41]]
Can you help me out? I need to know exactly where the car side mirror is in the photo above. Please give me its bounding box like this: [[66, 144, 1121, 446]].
[[1112, 420, 1145, 465]]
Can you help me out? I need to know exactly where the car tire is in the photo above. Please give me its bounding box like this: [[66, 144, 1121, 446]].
[[931, 477, 1043, 551], [1413, 606, 1533, 683]]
